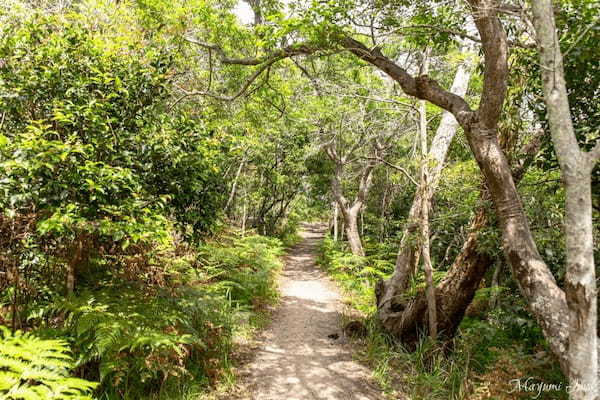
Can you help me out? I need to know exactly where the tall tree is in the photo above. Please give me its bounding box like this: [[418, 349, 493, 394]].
[[531, 0, 599, 396], [320, 101, 400, 256]]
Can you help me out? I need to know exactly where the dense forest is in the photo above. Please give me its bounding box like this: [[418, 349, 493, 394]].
[[0, 0, 598, 399]]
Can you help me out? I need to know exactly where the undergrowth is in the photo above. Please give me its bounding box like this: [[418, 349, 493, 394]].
[[1, 232, 284, 399], [317, 235, 567, 400]]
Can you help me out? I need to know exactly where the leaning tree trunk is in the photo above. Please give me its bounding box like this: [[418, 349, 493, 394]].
[[376, 126, 544, 344], [377, 206, 492, 344], [378, 56, 473, 312]]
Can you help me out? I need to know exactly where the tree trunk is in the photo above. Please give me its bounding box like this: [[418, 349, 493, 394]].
[[417, 51, 437, 340], [376, 126, 544, 343], [489, 260, 501, 309], [342, 207, 364, 256], [224, 155, 246, 214], [66, 239, 83, 295], [66, 263, 75, 295], [241, 186, 247, 235], [467, 123, 571, 372], [379, 170, 389, 241], [376, 207, 492, 344], [244, 0, 263, 25], [333, 202, 339, 241], [327, 147, 376, 257], [378, 56, 473, 312], [10, 261, 19, 332], [360, 209, 364, 238], [532, 0, 599, 394]]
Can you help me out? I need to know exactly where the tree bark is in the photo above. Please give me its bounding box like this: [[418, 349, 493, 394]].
[[417, 50, 437, 340], [333, 201, 339, 241], [377, 207, 492, 344], [532, 0, 599, 395], [342, 207, 364, 257], [376, 113, 544, 345], [327, 145, 377, 257], [489, 260, 501, 309], [243, 0, 263, 25]]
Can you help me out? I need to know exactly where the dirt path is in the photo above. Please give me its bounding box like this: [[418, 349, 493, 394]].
[[237, 223, 383, 400]]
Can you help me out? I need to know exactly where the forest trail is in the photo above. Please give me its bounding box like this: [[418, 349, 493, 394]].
[[237, 222, 384, 400]]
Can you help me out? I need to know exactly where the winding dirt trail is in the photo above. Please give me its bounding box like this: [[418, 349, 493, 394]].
[[237, 222, 383, 400]]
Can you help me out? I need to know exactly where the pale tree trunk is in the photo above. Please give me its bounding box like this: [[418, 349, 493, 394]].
[[532, 1, 600, 396], [224, 154, 246, 213], [377, 55, 472, 316], [360, 209, 364, 237], [342, 206, 364, 256], [418, 51, 437, 339], [333, 202, 339, 241], [332, 190, 369, 256], [66, 264, 75, 295], [241, 197, 247, 235], [240, 185, 247, 235], [379, 170, 389, 240], [327, 145, 377, 257], [489, 261, 501, 309], [243, 0, 263, 25]]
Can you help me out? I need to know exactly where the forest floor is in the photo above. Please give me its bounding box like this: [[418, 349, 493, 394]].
[[231, 222, 384, 400]]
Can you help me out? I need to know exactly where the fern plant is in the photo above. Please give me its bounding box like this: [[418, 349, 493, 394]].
[[39, 286, 233, 395], [0, 326, 97, 400]]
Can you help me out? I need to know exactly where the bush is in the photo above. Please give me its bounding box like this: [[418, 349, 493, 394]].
[[197, 235, 284, 308]]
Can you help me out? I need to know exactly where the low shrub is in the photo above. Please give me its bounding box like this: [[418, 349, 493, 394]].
[[2, 233, 284, 399]]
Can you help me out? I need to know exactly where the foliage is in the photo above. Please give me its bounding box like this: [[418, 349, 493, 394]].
[[0, 0, 598, 398], [317, 239, 567, 399], [196, 234, 284, 308], [0, 326, 97, 400], [1, 232, 283, 399], [0, 14, 223, 245]]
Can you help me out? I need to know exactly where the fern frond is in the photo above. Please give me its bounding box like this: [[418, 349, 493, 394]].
[[0, 327, 97, 400]]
